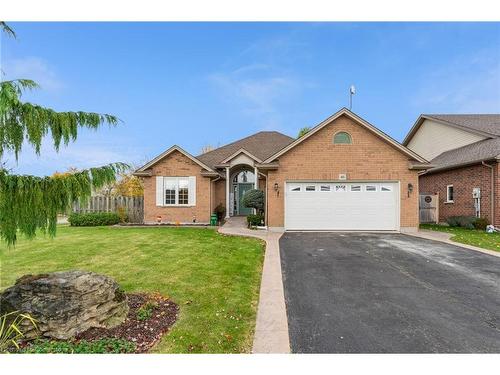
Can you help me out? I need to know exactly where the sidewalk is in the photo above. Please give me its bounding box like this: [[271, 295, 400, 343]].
[[218, 217, 290, 353]]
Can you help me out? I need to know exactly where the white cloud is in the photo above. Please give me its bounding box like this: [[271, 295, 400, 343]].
[[2, 138, 142, 176], [208, 64, 300, 129], [412, 49, 500, 113], [2, 56, 63, 91]]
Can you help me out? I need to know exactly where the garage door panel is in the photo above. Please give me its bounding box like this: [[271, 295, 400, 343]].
[[285, 182, 399, 231]]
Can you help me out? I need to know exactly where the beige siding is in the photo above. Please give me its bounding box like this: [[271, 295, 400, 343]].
[[407, 119, 486, 160]]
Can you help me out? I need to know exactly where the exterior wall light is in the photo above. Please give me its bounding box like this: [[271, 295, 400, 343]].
[[408, 183, 414, 197], [273, 182, 280, 196]]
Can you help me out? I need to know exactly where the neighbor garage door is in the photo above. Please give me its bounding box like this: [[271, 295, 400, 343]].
[[285, 182, 399, 231]]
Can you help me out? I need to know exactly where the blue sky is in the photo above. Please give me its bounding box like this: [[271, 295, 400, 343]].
[[2, 22, 499, 176]]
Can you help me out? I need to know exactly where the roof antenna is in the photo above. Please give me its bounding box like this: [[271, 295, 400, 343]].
[[349, 85, 356, 110]]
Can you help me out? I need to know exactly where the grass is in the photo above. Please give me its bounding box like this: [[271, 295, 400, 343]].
[[0, 226, 265, 353], [420, 224, 500, 252]]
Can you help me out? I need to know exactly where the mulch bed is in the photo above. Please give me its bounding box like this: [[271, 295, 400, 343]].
[[76, 293, 179, 353]]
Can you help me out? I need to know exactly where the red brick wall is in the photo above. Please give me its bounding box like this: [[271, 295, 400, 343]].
[[419, 162, 499, 226], [142, 150, 211, 223], [266, 114, 420, 229]]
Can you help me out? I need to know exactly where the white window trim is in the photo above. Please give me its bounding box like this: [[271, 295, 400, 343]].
[[163, 177, 194, 207], [445, 184, 454, 203]]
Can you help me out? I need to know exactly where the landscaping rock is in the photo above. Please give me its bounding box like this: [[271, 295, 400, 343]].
[[0, 270, 129, 340]]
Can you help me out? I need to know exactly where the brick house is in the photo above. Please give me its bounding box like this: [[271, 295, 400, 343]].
[[134, 108, 430, 232], [403, 114, 500, 227]]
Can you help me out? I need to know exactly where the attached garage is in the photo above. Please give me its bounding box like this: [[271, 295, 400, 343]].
[[284, 181, 400, 231]]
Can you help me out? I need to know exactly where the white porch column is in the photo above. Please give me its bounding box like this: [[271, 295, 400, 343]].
[[225, 167, 230, 218], [254, 166, 258, 190], [254, 166, 259, 215]]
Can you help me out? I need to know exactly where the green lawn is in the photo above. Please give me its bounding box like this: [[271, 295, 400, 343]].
[[420, 224, 500, 252], [0, 226, 265, 353]]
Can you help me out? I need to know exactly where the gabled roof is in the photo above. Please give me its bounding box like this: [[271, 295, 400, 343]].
[[196, 131, 294, 169], [220, 148, 263, 164], [134, 145, 215, 174], [426, 138, 500, 173], [403, 114, 500, 145], [264, 107, 428, 164]]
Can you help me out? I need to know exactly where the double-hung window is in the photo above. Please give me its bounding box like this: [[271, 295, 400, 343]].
[[156, 176, 196, 206]]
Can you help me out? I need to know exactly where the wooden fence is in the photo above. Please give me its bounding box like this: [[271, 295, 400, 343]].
[[419, 193, 439, 223], [72, 196, 144, 223]]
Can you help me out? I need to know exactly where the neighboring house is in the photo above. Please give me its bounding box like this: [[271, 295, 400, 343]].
[[134, 108, 430, 231], [403, 114, 500, 227]]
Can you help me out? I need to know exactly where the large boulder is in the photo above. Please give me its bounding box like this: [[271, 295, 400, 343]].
[[0, 270, 129, 340]]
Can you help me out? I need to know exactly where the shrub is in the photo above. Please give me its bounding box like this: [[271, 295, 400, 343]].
[[473, 217, 490, 231], [20, 338, 135, 354], [247, 214, 264, 228], [137, 300, 158, 321], [116, 206, 128, 223], [446, 216, 476, 229], [68, 212, 121, 226], [241, 189, 265, 215], [214, 203, 226, 222]]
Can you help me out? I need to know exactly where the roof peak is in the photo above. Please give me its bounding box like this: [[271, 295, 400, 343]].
[[196, 130, 292, 157]]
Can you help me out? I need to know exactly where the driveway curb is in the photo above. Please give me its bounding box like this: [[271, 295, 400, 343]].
[[404, 230, 500, 258], [218, 219, 290, 354]]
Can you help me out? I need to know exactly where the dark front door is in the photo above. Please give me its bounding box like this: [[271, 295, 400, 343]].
[[238, 183, 254, 215]]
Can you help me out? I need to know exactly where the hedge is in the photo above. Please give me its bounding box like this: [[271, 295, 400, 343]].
[[68, 212, 122, 226], [247, 214, 264, 228], [446, 215, 490, 230]]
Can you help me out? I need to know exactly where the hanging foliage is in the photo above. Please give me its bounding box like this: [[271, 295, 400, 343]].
[[0, 79, 119, 159], [0, 22, 127, 246], [0, 163, 129, 245]]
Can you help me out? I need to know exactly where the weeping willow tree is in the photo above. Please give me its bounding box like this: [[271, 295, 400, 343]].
[[0, 23, 128, 245]]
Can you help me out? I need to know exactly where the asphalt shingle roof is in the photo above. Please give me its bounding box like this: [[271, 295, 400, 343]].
[[424, 114, 500, 137], [429, 137, 500, 172], [196, 131, 294, 169]]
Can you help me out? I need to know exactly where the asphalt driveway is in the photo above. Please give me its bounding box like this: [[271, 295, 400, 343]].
[[280, 232, 500, 353]]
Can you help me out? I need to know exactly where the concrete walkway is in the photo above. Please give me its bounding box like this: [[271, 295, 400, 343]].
[[218, 217, 290, 353], [405, 229, 500, 258]]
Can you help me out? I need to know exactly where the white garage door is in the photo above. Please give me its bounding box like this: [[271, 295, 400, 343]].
[[285, 182, 400, 231]]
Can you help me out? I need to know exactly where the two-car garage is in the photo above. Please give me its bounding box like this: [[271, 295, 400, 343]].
[[284, 181, 400, 231]]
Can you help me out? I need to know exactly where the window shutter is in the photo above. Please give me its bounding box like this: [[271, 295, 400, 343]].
[[156, 176, 164, 206], [188, 176, 196, 206]]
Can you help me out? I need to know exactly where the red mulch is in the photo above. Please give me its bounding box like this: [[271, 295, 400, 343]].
[[76, 293, 179, 353]]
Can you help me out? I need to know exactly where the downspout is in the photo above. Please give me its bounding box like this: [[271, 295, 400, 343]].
[[482, 161, 494, 226]]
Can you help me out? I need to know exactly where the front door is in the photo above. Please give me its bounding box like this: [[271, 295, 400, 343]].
[[238, 183, 254, 215]]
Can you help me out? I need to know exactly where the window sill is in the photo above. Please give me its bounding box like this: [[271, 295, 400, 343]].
[[444, 201, 454, 204]]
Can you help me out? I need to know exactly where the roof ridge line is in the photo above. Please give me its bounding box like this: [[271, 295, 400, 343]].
[[196, 130, 293, 158]]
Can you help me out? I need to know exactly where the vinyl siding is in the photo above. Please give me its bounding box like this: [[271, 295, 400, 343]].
[[407, 119, 486, 160]]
